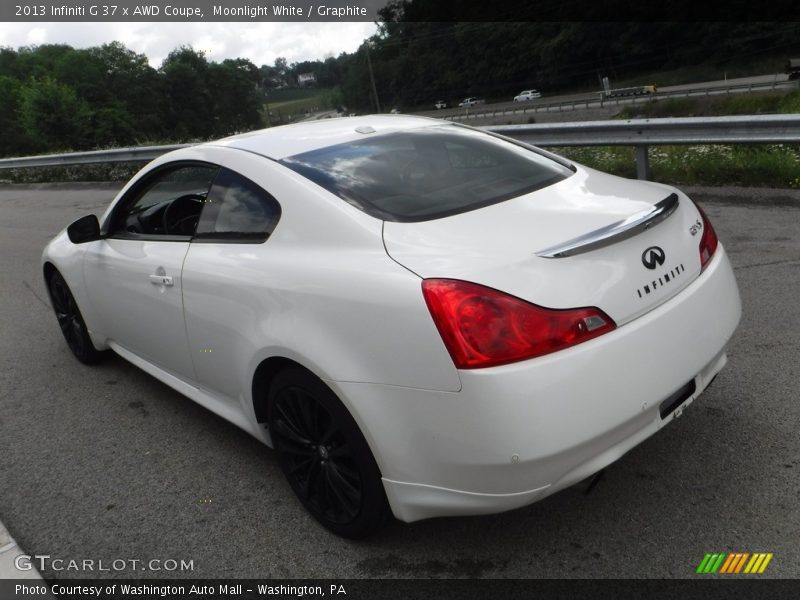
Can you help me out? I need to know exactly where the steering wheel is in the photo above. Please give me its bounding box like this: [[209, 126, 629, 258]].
[[162, 193, 206, 236]]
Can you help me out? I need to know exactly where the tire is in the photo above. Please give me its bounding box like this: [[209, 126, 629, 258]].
[[47, 270, 104, 365], [267, 366, 391, 538]]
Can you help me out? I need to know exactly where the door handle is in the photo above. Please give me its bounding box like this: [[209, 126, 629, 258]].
[[149, 274, 174, 287]]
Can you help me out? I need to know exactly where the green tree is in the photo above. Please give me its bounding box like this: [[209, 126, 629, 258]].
[[274, 57, 289, 82], [53, 48, 108, 104], [18, 77, 92, 151], [13, 44, 74, 79], [0, 76, 30, 156], [160, 46, 213, 139], [90, 42, 162, 141], [208, 58, 262, 136]]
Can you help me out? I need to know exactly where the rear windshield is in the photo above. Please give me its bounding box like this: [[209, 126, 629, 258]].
[[280, 125, 574, 222]]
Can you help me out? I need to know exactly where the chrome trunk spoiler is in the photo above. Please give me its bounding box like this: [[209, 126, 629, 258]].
[[535, 193, 679, 259]]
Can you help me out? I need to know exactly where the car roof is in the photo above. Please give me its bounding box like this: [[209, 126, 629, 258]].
[[206, 115, 445, 160]]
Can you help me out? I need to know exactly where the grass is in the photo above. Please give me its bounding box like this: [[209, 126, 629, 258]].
[[266, 88, 327, 103], [555, 89, 800, 189], [556, 144, 800, 188], [264, 87, 340, 124], [616, 90, 800, 119]]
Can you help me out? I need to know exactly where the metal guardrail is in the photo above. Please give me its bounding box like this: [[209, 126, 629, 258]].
[[1, 115, 799, 181], [0, 144, 191, 169], [490, 114, 800, 179]]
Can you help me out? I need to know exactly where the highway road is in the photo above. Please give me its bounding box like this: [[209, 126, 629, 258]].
[[1, 182, 799, 579], [419, 73, 797, 122]]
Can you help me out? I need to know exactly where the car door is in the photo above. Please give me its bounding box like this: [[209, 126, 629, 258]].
[[181, 167, 282, 403], [82, 162, 219, 379]]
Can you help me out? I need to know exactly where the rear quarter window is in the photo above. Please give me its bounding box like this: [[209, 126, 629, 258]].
[[194, 167, 281, 242]]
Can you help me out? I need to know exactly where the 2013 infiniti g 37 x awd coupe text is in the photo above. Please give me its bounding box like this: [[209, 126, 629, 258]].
[[43, 115, 741, 537]]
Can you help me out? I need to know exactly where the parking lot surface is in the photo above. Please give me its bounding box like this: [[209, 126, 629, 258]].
[[0, 182, 798, 578]]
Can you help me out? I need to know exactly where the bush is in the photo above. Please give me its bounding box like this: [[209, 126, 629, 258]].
[[3, 162, 144, 184]]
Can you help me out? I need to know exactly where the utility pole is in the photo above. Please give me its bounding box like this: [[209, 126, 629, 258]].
[[365, 43, 381, 113], [264, 91, 273, 127]]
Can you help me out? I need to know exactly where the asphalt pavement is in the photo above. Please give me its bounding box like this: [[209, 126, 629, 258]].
[[0, 181, 798, 579]]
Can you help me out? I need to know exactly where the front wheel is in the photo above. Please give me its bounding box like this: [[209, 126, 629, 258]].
[[267, 367, 391, 538], [47, 270, 104, 364]]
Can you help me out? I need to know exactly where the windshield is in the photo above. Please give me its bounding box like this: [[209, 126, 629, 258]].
[[280, 125, 574, 222]]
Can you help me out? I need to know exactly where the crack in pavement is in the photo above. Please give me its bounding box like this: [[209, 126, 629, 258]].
[[22, 280, 51, 310]]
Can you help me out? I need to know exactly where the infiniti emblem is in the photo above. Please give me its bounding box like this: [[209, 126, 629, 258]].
[[641, 246, 666, 270]]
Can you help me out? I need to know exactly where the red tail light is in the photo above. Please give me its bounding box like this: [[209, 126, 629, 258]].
[[695, 202, 719, 271], [421, 279, 616, 369]]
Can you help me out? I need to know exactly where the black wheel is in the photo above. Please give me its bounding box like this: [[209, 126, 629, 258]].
[[267, 367, 391, 538], [47, 270, 104, 364]]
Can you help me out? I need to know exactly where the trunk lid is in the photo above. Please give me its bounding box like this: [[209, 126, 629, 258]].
[[383, 166, 704, 326]]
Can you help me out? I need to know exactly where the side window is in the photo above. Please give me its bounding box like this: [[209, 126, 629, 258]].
[[194, 168, 281, 242], [110, 164, 219, 238]]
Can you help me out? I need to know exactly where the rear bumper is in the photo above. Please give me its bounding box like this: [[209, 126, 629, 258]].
[[380, 350, 726, 522], [330, 246, 741, 522]]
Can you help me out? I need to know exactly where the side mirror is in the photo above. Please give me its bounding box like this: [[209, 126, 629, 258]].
[[67, 215, 101, 244]]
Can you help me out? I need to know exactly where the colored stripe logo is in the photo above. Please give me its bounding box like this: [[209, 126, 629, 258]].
[[696, 552, 773, 574]]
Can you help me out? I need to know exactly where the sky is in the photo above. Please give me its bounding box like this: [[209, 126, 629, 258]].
[[0, 22, 380, 67]]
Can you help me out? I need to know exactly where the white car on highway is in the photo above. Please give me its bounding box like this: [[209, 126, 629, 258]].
[[43, 115, 741, 537], [458, 97, 484, 108], [514, 89, 542, 101]]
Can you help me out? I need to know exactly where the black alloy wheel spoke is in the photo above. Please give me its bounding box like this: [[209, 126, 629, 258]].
[[293, 390, 318, 437], [71, 323, 86, 353], [310, 461, 326, 503], [286, 391, 314, 437], [275, 404, 313, 446], [274, 431, 317, 458], [319, 422, 338, 445], [308, 396, 320, 439], [327, 444, 353, 460], [325, 463, 360, 515], [50, 281, 65, 307], [323, 468, 349, 515], [287, 456, 316, 477], [289, 388, 314, 434], [274, 416, 312, 447], [317, 467, 331, 514], [329, 459, 359, 484]]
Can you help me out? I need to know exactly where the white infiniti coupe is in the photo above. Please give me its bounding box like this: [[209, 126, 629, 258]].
[[42, 116, 741, 537]]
